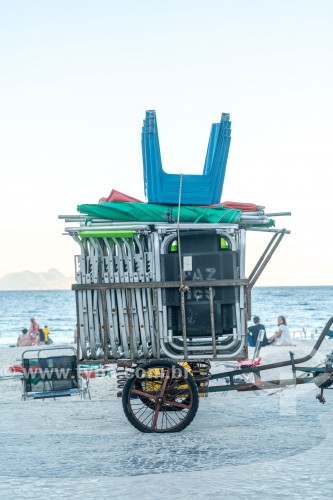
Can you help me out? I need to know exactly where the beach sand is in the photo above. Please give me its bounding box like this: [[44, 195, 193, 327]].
[[0, 339, 333, 499]]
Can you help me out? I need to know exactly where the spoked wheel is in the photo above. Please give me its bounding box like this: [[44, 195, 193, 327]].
[[122, 360, 199, 433]]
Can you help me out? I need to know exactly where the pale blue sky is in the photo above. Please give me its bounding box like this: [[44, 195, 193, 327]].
[[1, 0, 332, 285]]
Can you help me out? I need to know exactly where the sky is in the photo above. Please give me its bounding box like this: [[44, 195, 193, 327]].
[[0, 0, 332, 286]]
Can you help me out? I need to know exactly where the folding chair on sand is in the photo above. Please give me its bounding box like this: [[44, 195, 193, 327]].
[[21, 346, 91, 401]]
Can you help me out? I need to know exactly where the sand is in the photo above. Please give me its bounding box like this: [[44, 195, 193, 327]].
[[0, 339, 333, 499]]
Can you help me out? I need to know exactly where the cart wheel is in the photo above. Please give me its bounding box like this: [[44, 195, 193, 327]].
[[122, 360, 199, 433]]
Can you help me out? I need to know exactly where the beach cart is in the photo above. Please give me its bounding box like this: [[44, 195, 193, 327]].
[[59, 110, 333, 432], [59, 209, 333, 433]]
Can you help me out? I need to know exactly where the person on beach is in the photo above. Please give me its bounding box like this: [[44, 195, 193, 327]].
[[16, 328, 32, 347], [28, 317, 40, 345], [42, 325, 52, 344], [248, 316, 270, 347], [269, 315, 294, 346], [38, 328, 45, 345]]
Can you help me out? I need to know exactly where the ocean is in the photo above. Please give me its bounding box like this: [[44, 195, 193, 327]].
[[250, 285, 333, 337], [0, 286, 332, 347]]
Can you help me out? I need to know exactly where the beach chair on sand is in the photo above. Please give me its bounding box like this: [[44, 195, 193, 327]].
[[21, 346, 90, 401]]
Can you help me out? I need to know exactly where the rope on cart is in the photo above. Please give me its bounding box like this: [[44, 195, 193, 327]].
[[177, 174, 190, 294]]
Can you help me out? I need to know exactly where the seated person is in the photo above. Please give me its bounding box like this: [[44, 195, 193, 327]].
[[248, 316, 270, 347], [270, 315, 294, 346], [38, 328, 45, 345], [17, 328, 32, 347]]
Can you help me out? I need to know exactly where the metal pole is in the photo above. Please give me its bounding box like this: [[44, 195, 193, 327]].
[[209, 287, 217, 359], [100, 288, 111, 362], [180, 290, 188, 359], [127, 289, 135, 360]]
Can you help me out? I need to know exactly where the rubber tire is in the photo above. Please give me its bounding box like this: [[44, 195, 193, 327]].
[[122, 359, 199, 433]]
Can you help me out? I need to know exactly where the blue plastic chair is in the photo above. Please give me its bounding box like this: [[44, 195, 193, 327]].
[[142, 110, 231, 205]]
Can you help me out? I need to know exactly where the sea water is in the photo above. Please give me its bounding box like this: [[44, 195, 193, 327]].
[[250, 285, 333, 336], [0, 286, 332, 346]]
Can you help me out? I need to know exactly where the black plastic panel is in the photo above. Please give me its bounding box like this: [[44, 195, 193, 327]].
[[161, 252, 238, 305]]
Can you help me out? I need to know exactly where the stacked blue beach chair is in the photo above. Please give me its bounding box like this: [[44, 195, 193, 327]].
[[142, 110, 231, 205]]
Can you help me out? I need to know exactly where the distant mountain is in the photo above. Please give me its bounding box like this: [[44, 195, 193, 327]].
[[0, 268, 74, 291]]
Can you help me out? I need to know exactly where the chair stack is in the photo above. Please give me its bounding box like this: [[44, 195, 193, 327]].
[[63, 223, 247, 361], [142, 110, 232, 205]]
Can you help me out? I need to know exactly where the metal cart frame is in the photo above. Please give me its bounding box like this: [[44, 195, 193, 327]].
[[61, 219, 333, 432]]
